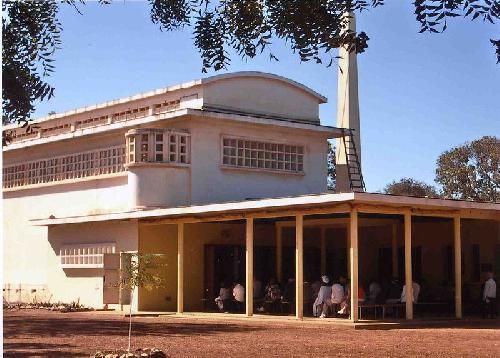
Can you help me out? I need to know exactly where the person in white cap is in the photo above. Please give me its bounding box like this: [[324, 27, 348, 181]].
[[313, 275, 332, 318]]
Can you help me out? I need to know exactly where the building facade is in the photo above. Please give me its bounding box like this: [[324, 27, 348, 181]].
[[3, 72, 340, 307], [3, 72, 499, 321]]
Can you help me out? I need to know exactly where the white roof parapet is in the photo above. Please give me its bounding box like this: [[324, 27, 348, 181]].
[[3, 108, 341, 152], [3, 71, 327, 131], [30, 192, 499, 226], [202, 71, 327, 103]]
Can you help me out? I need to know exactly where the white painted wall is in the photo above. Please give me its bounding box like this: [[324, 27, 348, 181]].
[[2, 176, 131, 305], [203, 76, 321, 123], [46, 220, 138, 308], [185, 116, 329, 205], [2, 73, 331, 306]]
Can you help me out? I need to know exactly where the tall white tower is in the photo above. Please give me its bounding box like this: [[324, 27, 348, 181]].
[[335, 12, 362, 193]]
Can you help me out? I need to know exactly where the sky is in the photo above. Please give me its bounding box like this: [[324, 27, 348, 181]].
[[31, 1, 500, 192]]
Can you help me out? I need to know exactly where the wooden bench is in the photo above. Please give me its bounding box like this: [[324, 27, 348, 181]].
[[358, 303, 405, 320]]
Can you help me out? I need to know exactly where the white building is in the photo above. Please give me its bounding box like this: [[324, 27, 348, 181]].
[[3, 72, 340, 306], [3, 71, 499, 321]]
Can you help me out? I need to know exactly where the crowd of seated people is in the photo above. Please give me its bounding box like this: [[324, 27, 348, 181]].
[[214, 280, 245, 313], [213, 274, 426, 318]]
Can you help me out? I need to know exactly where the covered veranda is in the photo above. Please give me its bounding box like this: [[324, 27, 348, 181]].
[[34, 192, 500, 322]]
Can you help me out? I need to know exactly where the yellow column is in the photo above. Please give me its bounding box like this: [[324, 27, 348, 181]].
[[246, 218, 254, 317], [177, 223, 184, 314], [346, 222, 350, 279], [392, 223, 399, 278], [404, 211, 413, 320], [276, 225, 283, 282], [320, 227, 326, 275], [350, 209, 359, 322], [295, 215, 304, 319], [454, 216, 462, 319]]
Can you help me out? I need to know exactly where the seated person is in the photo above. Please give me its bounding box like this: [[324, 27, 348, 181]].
[[282, 278, 296, 314], [215, 281, 233, 312], [253, 277, 263, 299], [313, 275, 332, 318], [233, 281, 245, 313], [368, 280, 382, 304], [401, 280, 421, 303], [385, 277, 403, 303], [262, 278, 282, 313], [330, 279, 345, 317]]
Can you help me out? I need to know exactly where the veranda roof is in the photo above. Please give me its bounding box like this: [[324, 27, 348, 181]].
[[31, 192, 500, 226]]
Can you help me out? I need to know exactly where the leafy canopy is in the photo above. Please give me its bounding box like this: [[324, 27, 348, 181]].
[[436, 136, 499, 202], [2, 0, 499, 132], [383, 177, 440, 198], [121, 253, 167, 291]]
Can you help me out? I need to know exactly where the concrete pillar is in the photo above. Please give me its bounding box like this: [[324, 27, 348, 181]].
[[177, 223, 184, 314], [392, 223, 399, 278], [404, 211, 413, 320], [246, 218, 254, 317], [295, 215, 304, 319], [320, 227, 327, 275], [276, 225, 283, 283], [454, 216, 462, 319], [335, 12, 361, 193], [349, 209, 359, 322]]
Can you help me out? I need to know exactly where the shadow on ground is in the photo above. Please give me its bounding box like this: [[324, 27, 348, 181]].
[[3, 311, 262, 339], [3, 342, 83, 357]]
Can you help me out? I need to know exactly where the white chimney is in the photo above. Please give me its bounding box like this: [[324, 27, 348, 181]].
[[335, 12, 362, 193]]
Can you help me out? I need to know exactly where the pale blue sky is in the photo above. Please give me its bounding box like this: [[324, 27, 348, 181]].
[[32, 1, 499, 192]]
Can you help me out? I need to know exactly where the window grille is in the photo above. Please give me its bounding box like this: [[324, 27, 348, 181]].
[[222, 137, 304, 173], [75, 115, 108, 130], [113, 107, 149, 122], [125, 128, 190, 165], [6, 98, 184, 145], [3, 145, 126, 189], [154, 100, 181, 114], [41, 123, 72, 138], [60, 243, 116, 268]]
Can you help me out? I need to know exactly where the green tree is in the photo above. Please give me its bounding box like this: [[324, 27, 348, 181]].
[[327, 141, 336, 191], [383, 177, 440, 198], [436, 136, 499, 202], [3, 0, 499, 134], [121, 253, 166, 353]]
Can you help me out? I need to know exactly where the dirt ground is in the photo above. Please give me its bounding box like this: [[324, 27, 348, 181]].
[[3, 309, 500, 357]]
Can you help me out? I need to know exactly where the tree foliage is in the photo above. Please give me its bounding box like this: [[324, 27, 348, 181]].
[[2, 0, 61, 127], [436, 136, 499, 202], [2, 0, 498, 131], [383, 177, 440, 198], [150, 0, 381, 72], [121, 252, 167, 291], [327, 141, 336, 191], [121, 252, 166, 353]]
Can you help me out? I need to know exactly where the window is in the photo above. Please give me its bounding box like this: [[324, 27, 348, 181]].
[[125, 128, 190, 166], [60, 243, 116, 268], [2, 145, 126, 189], [221, 137, 304, 173]]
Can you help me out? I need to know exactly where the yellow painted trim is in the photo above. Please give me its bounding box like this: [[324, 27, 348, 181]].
[[246, 218, 254, 317], [295, 215, 304, 319], [177, 223, 184, 314], [349, 209, 359, 322], [454, 216, 462, 319], [404, 211, 413, 320]]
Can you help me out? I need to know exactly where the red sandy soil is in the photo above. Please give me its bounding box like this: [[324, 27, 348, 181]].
[[3, 309, 500, 357]]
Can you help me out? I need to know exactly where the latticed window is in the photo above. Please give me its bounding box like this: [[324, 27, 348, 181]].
[[222, 137, 304, 173], [125, 128, 190, 165], [154, 99, 181, 114], [2, 145, 126, 189], [60, 243, 116, 268]]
